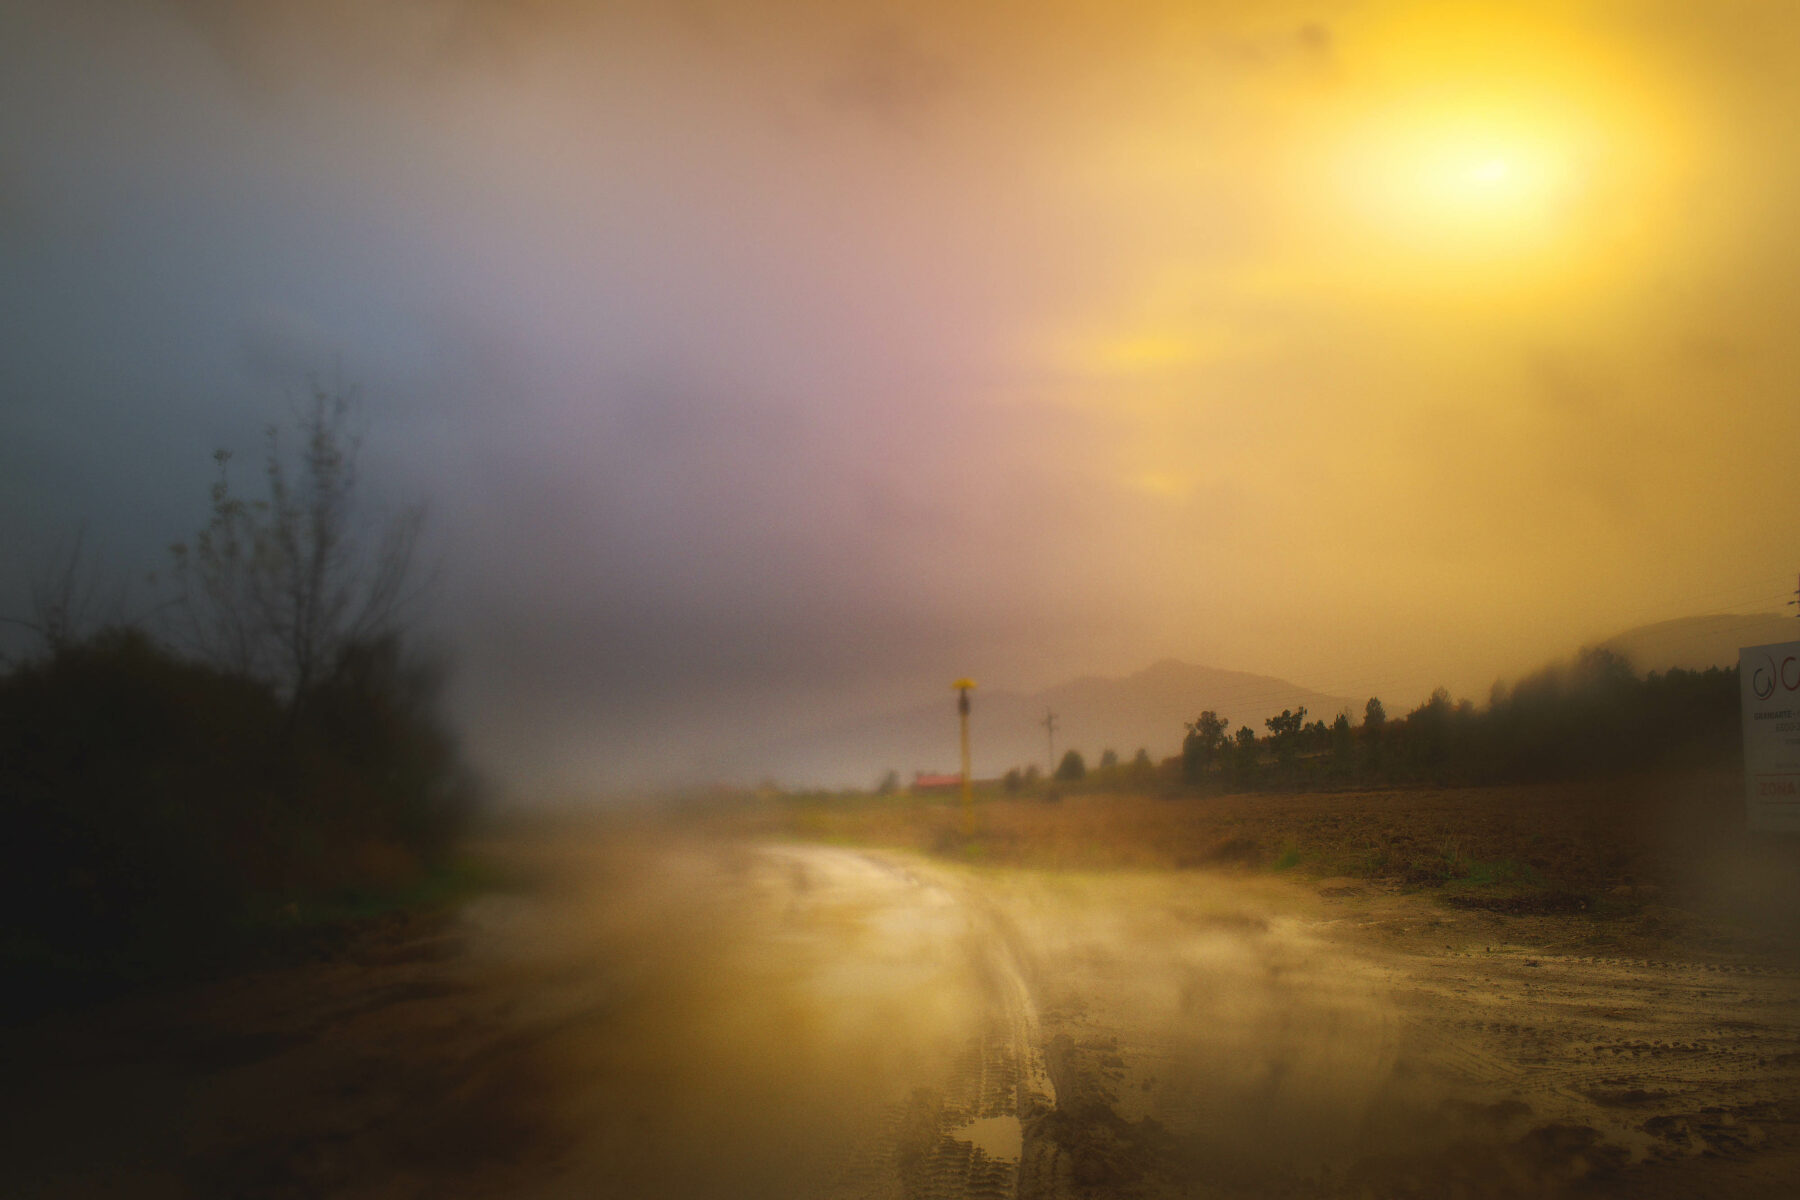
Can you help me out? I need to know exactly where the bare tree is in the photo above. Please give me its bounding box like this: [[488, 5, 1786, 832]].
[[167, 386, 425, 706]]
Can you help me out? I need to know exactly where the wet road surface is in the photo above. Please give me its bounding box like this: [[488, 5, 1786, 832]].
[[8, 825, 1800, 1197]]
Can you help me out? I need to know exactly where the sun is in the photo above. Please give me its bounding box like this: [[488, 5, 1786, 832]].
[[1295, 6, 1690, 282], [1336, 107, 1579, 255], [1466, 159, 1510, 186]]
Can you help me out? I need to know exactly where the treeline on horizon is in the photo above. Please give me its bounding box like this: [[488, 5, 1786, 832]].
[[0, 391, 476, 1009], [1174, 647, 1740, 790], [951, 647, 1741, 797]]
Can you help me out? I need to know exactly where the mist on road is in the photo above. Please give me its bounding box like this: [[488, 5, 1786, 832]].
[[461, 824, 1398, 1198], [398, 816, 1795, 1199], [10, 814, 1800, 1198]]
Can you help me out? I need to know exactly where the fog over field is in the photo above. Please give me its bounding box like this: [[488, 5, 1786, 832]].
[[6, 0, 1800, 793]]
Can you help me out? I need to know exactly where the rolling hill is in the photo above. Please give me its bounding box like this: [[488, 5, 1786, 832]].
[[1596, 613, 1798, 674]]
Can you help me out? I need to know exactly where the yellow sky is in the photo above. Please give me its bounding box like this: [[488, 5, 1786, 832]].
[[969, 0, 1800, 694]]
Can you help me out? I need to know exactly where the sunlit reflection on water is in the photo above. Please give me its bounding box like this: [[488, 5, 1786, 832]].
[[951, 1114, 1022, 1162]]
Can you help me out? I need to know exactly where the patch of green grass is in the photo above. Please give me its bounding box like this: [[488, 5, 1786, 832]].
[[1456, 857, 1539, 888], [239, 855, 512, 933], [1273, 845, 1304, 871]]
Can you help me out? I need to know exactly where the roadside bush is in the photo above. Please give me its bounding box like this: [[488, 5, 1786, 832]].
[[290, 634, 476, 876], [0, 626, 475, 998], [0, 629, 281, 971]]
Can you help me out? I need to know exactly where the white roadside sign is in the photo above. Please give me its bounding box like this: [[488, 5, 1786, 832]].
[[1742, 639, 1800, 833]]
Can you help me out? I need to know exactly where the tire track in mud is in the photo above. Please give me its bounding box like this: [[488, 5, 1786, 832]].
[[768, 848, 1054, 1200], [849, 857, 1402, 1200], [890, 861, 1054, 1200], [861, 858, 1179, 1200], [1383, 941, 1800, 1185], [846, 1011, 1045, 1200]]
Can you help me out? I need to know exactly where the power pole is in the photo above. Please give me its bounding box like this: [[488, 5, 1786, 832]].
[[1043, 708, 1059, 775], [954, 679, 977, 837]]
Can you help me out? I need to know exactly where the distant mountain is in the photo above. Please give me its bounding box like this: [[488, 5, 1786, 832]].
[[1595, 613, 1799, 674], [735, 659, 1355, 789]]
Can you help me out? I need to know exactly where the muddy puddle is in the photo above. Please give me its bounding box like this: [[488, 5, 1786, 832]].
[[955, 1115, 1023, 1161]]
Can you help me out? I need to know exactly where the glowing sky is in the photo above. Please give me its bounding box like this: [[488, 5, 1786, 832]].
[[5, 1, 1799, 790]]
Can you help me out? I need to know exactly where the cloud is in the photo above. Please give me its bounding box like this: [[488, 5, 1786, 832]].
[[824, 25, 961, 130]]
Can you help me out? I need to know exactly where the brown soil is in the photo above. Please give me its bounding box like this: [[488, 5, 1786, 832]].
[[755, 769, 1800, 965]]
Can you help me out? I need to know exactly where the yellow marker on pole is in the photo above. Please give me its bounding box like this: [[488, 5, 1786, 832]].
[[953, 678, 977, 837]]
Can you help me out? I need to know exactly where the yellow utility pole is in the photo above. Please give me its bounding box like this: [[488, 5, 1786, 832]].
[[953, 678, 977, 837]]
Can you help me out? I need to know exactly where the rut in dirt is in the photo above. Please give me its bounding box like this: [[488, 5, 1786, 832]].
[[793, 847, 1060, 1200]]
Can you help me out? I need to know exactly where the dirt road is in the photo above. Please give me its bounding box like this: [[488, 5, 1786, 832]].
[[7, 824, 1800, 1197]]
